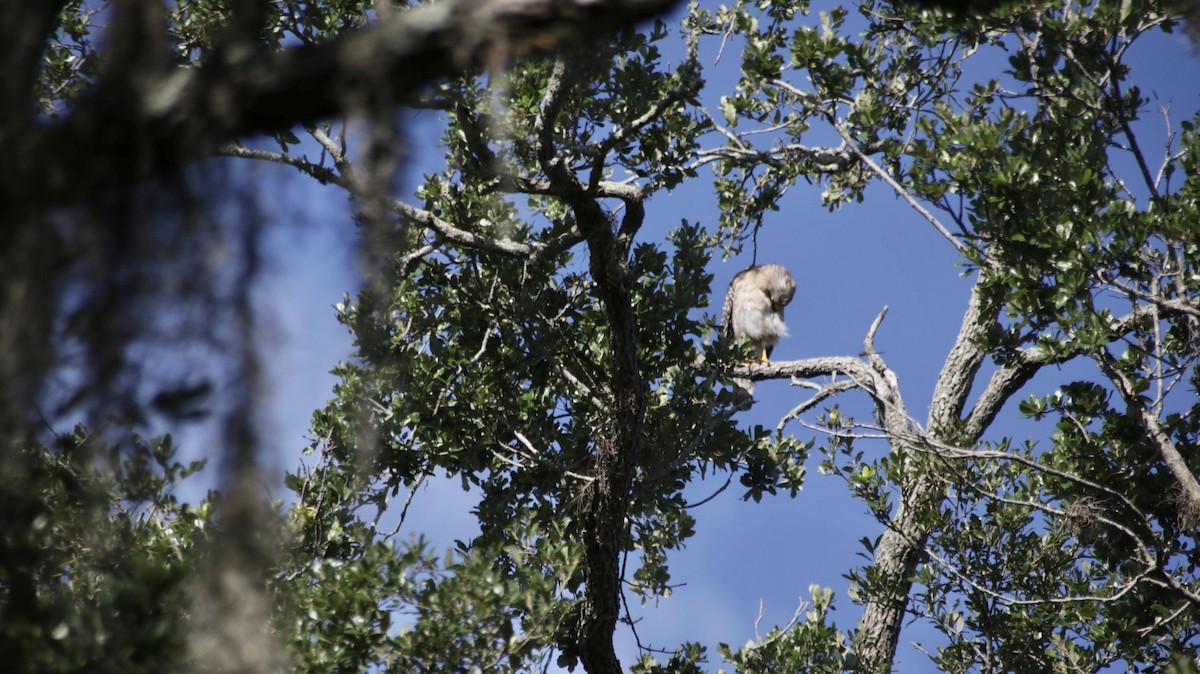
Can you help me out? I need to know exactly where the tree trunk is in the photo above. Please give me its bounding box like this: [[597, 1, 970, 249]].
[[855, 476, 936, 673], [575, 200, 646, 674], [854, 278, 996, 672]]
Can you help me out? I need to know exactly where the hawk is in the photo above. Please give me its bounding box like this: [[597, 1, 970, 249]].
[[721, 263, 796, 397]]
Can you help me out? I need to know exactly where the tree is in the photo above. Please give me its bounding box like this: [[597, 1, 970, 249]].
[[5, 1, 1200, 673], [273, 19, 808, 673], [2, 1, 691, 672], [279, 0, 1200, 671], [702, 0, 1200, 670]]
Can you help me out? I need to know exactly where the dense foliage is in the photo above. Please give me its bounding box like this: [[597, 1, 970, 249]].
[[4, 0, 1199, 673], [0, 427, 205, 671]]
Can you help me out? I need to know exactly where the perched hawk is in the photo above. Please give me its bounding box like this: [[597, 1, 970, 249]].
[[721, 263, 796, 397]]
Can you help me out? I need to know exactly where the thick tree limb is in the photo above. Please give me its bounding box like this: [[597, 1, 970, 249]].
[[572, 198, 645, 674], [928, 275, 995, 432], [534, 57, 573, 169], [733, 355, 872, 383], [963, 303, 1162, 439], [10, 0, 685, 209]]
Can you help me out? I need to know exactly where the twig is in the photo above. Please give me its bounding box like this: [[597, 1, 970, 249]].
[[381, 469, 428, 538], [776, 379, 859, 433], [682, 472, 733, 508]]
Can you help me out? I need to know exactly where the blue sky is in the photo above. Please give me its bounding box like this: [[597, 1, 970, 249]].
[[243, 2, 1200, 670]]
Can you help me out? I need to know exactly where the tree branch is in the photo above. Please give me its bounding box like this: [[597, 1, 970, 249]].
[[523, 43, 651, 674], [534, 56, 573, 170], [963, 303, 1161, 439], [17, 0, 686, 208], [825, 111, 970, 257], [693, 141, 857, 173], [388, 198, 543, 258], [216, 144, 347, 187], [1102, 272, 1200, 319], [1096, 350, 1200, 525], [929, 274, 998, 433]]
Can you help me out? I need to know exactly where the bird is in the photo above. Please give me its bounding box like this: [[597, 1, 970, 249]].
[[721, 263, 796, 398]]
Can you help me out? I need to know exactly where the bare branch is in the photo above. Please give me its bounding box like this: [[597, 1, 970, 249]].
[[776, 379, 859, 433], [738, 307, 912, 437], [733, 355, 872, 383], [863, 305, 890, 356], [216, 144, 346, 187]]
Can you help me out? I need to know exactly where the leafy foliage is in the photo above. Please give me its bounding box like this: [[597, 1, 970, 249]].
[[0, 425, 208, 673], [11, 1, 1200, 673], [718, 586, 853, 674]]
